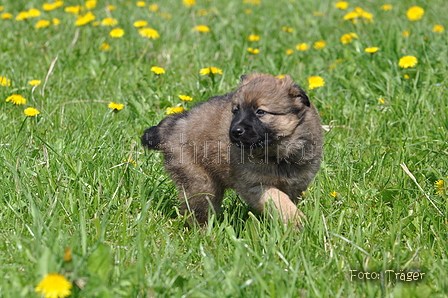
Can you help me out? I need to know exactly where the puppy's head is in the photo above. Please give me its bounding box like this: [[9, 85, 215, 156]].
[[229, 73, 310, 149]]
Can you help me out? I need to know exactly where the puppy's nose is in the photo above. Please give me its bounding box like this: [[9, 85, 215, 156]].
[[231, 126, 245, 138]]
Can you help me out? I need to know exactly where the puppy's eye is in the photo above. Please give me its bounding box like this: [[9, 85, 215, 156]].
[[255, 109, 266, 116]]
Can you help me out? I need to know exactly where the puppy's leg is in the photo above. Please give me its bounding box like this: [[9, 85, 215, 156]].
[[241, 186, 306, 228]]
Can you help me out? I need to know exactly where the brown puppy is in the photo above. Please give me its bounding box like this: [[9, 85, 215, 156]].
[[142, 73, 323, 227]]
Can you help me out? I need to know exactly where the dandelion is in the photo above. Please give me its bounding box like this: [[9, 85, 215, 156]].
[[243, 0, 261, 4], [16, 11, 30, 21], [193, 25, 210, 33], [108, 102, 124, 111], [364, 47, 379, 54], [296, 43, 308, 51], [245, 9, 252, 14], [63, 247, 72, 262], [107, 5, 116, 11], [0, 6, 3, 12], [200, 67, 223, 75], [150, 66, 165, 75], [65, 6, 82, 15], [6, 94, 26, 105], [166, 106, 185, 114], [183, 0, 196, 7], [110, 28, 125, 38], [335, 1, 348, 10], [179, 95, 193, 101], [379, 98, 385, 104], [398, 56, 418, 68], [247, 47, 260, 54], [308, 76, 325, 90], [406, 6, 424, 21], [136, 1, 146, 7], [85, 0, 97, 10], [313, 40, 326, 50], [343, 7, 373, 23], [2, 13, 13, 20], [24, 107, 40, 117], [52, 18, 61, 25], [402, 30, 410, 37], [340, 33, 358, 44], [282, 26, 293, 33], [197, 9, 207, 16], [432, 24, 444, 33], [101, 17, 118, 26], [75, 12, 95, 26], [28, 8, 41, 18], [403, 74, 410, 79], [149, 4, 159, 12], [29, 80, 41, 86], [285, 49, 294, 55], [0, 76, 11, 86], [435, 180, 445, 195], [139, 28, 160, 39], [134, 20, 148, 27], [99, 42, 111, 51], [35, 273, 72, 298], [247, 34, 260, 42], [381, 4, 393, 11], [330, 191, 338, 198], [35, 19, 51, 29]]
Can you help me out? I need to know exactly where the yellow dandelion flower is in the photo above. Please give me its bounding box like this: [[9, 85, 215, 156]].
[[402, 30, 410, 37], [403, 74, 410, 79], [308, 76, 325, 90], [335, 1, 348, 10], [179, 95, 193, 101], [379, 98, 385, 104], [432, 24, 444, 33], [139, 27, 160, 39], [340, 34, 352, 44], [65, 6, 82, 15], [99, 42, 111, 51], [285, 49, 294, 55], [159, 12, 172, 19], [16, 11, 30, 21], [29, 80, 41, 86], [85, 0, 97, 10], [245, 9, 252, 14], [243, 0, 260, 4], [2, 13, 13, 20], [75, 11, 95, 26], [134, 20, 148, 27], [35, 19, 51, 29], [296, 43, 308, 51], [166, 106, 185, 114], [381, 4, 393, 11], [330, 191, 338, 198], [136, 1, 146, 7], [107, 5, 116, 11], [110, 28, 125, 38], [108, 102, 124, 111], [63, 247, 72, 262], [24, 107, 40, 117], [398, 56, 418, 68], [150, 66, 165, 75], [183, 0, 196, 7], [52, 18, 60, 25], [28, 8, 41, 18], [6, 94, 26, 105], [282, 26, 293, 33], [193, 25, 210, 32], [406, 6, 424, 21], [0, 6, 3, 12], [313, 40, 326, 50], [43, 3, 57, 11], [35, 273, 72, 298], [197, 9, 207, 16], [148, 4, 159, 12], [343, 11, 358, 20], [247, 47, 260, 54], [101, 17, 118, 26], [435, 180, 445, 195], [364, 47, 379, 54], [247, 34, 260, 42], [200, 67, 223, 76], [0, 76, 11, 86]]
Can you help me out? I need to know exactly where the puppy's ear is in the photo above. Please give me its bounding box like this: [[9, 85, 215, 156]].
[[289, 84, 310, 107], [240, 74, 247, 83], [239, 73, 265, 85]]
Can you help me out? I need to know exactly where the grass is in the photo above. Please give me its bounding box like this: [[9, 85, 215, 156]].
[[1, 0, 447, 297]]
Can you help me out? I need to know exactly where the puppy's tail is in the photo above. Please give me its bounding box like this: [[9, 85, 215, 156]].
[[141, 126, 161, 150]]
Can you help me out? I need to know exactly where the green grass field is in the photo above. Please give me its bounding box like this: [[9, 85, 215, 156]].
[[1, 0, 447, 297]]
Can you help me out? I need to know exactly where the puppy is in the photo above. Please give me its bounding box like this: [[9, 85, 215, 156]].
[[142, 73, 323, 227]]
